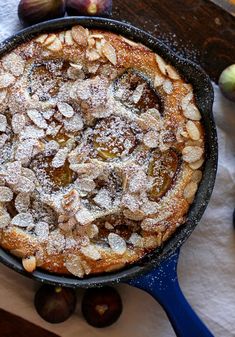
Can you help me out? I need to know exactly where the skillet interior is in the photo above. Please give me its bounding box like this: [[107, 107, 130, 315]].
[[0, 17, 218, 288]]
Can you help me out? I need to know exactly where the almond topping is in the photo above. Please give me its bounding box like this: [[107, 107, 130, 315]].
[[0, 186, 13, 202], [0, 73, 15, 89], [191, 170, 202, 183], [71, 25, 88, 46], [166, 65, 180, 80], [2, 53, 25, 76], [155, 54, 167, 75], [184, 181, 198, 201], [46, 38, 62, 51], [189, 158, 204, 170], [35, 34, 48, 43], [183, 103, 201, 120], [22, 256, 36, 273], [182, 146, 203, 163], [186, 121, 200, 140], [65, 30, 74, 45], [43, 34, 57, 46], [0, 114, 7, 132], [143, 130, 159, 148], [81, 245, 101, 260], [163, 79, 173, 94], [11, 113, 26, 134], [102, 42, 117, 65], [27, 109, 47, 129], [108, 233, 126, 255], [0, 214, 11, 228], [57, 102, 75, 118], [154, 74, 165, 87], [11, 212, 33, 227]]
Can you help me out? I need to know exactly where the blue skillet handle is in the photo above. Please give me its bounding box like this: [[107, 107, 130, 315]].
[[126, 250, 214, 337]]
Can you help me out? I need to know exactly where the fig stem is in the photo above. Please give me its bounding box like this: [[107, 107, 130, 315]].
[[55, 286, 62, 293]]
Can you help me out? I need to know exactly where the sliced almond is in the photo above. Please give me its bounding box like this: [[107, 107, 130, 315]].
[[5, 161, 22, 185], [0, 186, 13, 202], [89, 33, 105, 40], [0, 214, 11, 228], [183, 103, 201, 120], [129, 233, 144, 248], [0, 134, 7, 148], [132, 83, 144, 104], [86, 224, 99, 238], [71, 25, 88, 46], [57, 102, 75, 118], [75, 208, 94, 225], [15, 193, 30, 213], [62, 189, 80, 215], [11, 113, 26, 134], [11, 212, 33, 227], [81, 244, 101, 260], [155, 54, 167, 75], [143, 130, 159, 148], [181, 92, 193, 110], [35, 221, 49, 242], [102, 42, 117, 65], [184, 181, 198, 202], [182, 146, 203, 163], [93, 188, 112, 209], [35, 34, 48, 44], [2, 53, 25, 76], [186, 120, 200, 140], [189, 158, 204, 170], [86, 48, 100, 61], [0, 114, 7, 132], [46, 37, 62, 51], [58, 31, 65, 43], [65, 30, 74, 45], [108, 233, 126, 255], [154, 74, 165, 87], [162, 79, 173, 94], [0, 73, 15, 89], [88, 37, 95, 48], [0, 89, 7, 104], [191, 170, 202, 183], [27, 109, 47, 129], [143, 234, 162, 249], [22, 256, 36, 273], [13, 176, 35, 193], [166, 64, 180, 80], [43, 34, 57, 46], [52, 148, 68, 168], [65, 254, 85, 277]]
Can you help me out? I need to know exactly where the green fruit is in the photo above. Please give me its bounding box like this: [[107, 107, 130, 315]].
[[219, 64, 235, 102]]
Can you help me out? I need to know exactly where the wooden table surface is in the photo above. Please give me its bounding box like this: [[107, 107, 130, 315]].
[[1, 1, 234, 336]]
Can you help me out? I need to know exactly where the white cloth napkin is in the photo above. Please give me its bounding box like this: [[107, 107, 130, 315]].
[[0, 2, 235, 336]]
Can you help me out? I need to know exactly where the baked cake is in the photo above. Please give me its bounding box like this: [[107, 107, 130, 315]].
[[0, 26, 205, 277]]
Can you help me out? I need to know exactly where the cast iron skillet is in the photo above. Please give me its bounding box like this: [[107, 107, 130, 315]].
[[0, 17, 217, 288]]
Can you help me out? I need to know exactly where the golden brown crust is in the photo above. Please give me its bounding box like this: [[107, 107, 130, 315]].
[[0, 26, 204, 277]]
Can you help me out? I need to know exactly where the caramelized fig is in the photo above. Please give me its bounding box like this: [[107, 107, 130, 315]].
[[114, 70, 163, 114], [148, 149, 179, 200], [93, 116, 137, 160]]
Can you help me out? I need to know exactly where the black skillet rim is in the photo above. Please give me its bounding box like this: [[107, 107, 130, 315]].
[[0, 17, 218, 288]]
